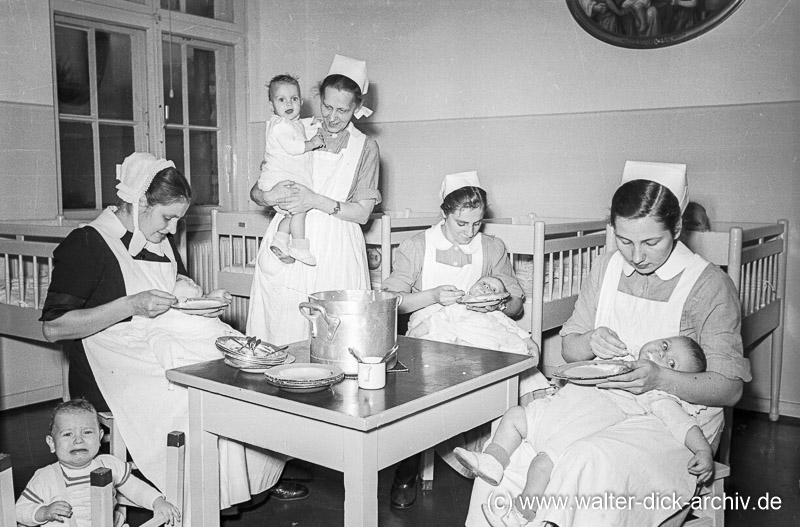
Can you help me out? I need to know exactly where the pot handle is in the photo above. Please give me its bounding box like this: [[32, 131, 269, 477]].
[[298, 302, 341, 341]]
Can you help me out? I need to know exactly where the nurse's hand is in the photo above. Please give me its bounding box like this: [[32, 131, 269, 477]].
[[597, 358, 661, 394], [589, 326, 628, 359], [433, 285, 464, 306], [276, 182, 318, 215], [131, 290, 176, 318]]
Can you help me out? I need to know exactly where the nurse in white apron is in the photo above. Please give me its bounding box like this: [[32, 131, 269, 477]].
[[382, 172, 545, 509], [465, 162, 751, 527], [248, 54, 381, 346], [42, 153, 287, 524]]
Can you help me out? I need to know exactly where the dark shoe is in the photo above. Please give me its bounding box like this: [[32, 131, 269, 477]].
[[269, 480, 310, 501], [390, 475, 418, 509]]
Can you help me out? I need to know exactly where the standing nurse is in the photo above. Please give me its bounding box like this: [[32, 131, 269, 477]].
[[248, 55, 381, 345]]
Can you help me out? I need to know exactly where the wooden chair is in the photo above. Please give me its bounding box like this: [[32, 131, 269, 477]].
[[0, 431, 184, 527]]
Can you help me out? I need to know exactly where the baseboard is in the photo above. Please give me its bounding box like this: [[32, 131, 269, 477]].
[[737, 395, 800, 419]]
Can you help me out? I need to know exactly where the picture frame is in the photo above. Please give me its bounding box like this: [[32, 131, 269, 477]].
[[565, 0, 745, 49]]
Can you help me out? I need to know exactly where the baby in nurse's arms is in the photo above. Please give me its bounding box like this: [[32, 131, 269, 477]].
[[455, 334, 714, 526], [172, 274, 204, 301], [407, 276, 538, 359]]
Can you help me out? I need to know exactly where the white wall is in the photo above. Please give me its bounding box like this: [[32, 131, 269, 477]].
[[0, 0, 59, 220], [247, 0, 800, 417]]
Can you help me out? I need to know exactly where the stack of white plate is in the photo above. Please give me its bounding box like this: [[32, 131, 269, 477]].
[[215, 336, 294, 373], [263, 364, 345, 393]]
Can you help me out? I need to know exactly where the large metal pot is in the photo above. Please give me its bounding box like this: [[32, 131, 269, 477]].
[[299, 290, 400, 375]]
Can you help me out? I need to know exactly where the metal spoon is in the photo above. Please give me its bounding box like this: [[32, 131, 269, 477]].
[[378, 345, 399, 363]]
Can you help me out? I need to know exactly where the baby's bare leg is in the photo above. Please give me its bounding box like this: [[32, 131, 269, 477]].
[[277, 215, 291, 234], [516, 452, 554, 521], [289, 212, 307, 239], [487, 405, 528, 460]]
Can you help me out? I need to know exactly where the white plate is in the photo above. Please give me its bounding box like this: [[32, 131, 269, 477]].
[[459, 292, 510, 307], [172, 298, 228, 315], [551, 360, 633, 385], [274, 384, 332, 394], [224, 355, 295, 373], [264, 363, 344, 391]]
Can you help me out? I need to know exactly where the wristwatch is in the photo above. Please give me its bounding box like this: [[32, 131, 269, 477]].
[[331, 201, 341, 215]]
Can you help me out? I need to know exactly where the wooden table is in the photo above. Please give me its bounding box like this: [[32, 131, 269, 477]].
[[166, 336, 536, 527]]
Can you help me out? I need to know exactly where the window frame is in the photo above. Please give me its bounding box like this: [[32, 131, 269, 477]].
[[52, 0, 248, 220]]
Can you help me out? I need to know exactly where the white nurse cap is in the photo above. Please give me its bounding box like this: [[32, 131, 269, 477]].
[[440, 171, 482, 202], [327, 54, 372, 119], [116, 152, 175, 256], [620, 160, 689, 213]]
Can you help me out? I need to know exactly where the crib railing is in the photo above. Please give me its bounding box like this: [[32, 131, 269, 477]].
[[0, 239, 57, 309]]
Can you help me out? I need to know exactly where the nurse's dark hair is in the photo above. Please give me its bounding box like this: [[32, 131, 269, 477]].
[[319, 74, 363, 107], [610, 180, 682, 237], [267, 73, 300, 101], [49, 397, 99, 435], [441, 186, 488, 216], [677, 336, 707, 373], [145, 166, 192, 207]]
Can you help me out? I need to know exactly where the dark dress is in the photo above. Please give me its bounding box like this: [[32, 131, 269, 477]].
[[40, 227, 185, 411]]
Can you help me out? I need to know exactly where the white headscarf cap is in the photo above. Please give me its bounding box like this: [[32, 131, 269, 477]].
[[440, 171, 482, 202], [327, 54, 372, 119], [116, 152, 175, 204], [115, 152, 176, 256], [620, 160, 689, 213]]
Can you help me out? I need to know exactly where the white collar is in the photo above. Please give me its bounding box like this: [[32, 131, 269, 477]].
[[430, 221, 483, 255], [97, 207, 166, 257], [622, 241, 693, 280]]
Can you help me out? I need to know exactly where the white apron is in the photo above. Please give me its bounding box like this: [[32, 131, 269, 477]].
[[411, 223, 547, 394], [412, 224, 547, 477], [466, 248, 716, 527], [413, 224, 486, 477], [408, 221, 484, 329], [83, 210, 281, 521], [248, 122, 370, 345]]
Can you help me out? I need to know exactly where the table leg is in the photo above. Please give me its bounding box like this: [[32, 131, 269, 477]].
[[343, 429, 379, 527], [188, 388, 220, 527]]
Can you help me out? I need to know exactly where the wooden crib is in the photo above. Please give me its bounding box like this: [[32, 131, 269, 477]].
[[211, 208, 610, 359], [680, 220, 788, 423], [0, 220, 80, 409], [362, 211, 609, 348]]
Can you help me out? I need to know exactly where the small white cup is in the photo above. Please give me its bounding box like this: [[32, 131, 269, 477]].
[[357, 357, 386, 390]]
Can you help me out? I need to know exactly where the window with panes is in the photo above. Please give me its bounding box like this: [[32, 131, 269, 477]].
[[53, 0, 239, 214]]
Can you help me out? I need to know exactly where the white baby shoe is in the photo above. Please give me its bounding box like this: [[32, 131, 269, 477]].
[[453, 447, 504, 486], [269, 232, 295, 264], [482, 502, 531, 527], [287, 238, 316, 266]]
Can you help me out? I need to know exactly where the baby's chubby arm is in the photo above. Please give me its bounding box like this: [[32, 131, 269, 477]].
[[685, 426, 714, 484], [152, 496, 181, 526], [273, 119, 323, 155], [34, 500, 73, 523]]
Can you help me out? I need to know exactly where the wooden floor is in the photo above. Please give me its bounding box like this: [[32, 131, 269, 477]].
[[2, 403, 798, 526]]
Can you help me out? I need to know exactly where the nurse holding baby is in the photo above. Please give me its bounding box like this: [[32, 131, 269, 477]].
[[382, 171, 543, 508], [465, 162, 752, 527]]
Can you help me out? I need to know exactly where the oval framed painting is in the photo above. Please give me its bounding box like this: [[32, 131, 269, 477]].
[[566, 0, 745, 49]]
